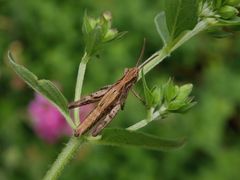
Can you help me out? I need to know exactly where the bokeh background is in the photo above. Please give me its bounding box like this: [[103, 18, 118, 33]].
[[1, 0, 240, 179]]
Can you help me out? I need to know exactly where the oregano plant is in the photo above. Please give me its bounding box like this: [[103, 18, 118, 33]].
[[7, 0, 240, 179]]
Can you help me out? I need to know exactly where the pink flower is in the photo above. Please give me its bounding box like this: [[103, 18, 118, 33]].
[[28, 93, 94, 144]]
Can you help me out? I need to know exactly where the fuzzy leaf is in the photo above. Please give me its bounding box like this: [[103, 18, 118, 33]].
[[164, 0, 198, 40], [8, 52, 74, 128], [94, 128, 186, 151]]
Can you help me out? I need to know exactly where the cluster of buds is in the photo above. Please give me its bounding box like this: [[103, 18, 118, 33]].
[[217, 0, 240, 19], [142, 73, 196, 114], [162, 79, 196, 113], [82, 11, 126, 56]]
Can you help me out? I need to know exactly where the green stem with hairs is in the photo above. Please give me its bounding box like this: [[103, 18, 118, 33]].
[[74, 52, 90, 125], [43, 52, 90, 179], [43, 137, 84, 180]]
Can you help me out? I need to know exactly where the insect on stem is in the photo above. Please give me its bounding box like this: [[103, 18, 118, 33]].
[[69, 39, 153, 137]]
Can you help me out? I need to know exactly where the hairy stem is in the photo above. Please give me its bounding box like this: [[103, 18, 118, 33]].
[[43, 137, 84, 180], [44, 52, 90, 179], [74, 52, 90, 125]]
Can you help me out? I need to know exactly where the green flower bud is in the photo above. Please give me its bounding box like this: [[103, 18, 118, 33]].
[[164, 79, 179, 103], [175, 84, 193, 102], [151, 86, 162, 107], [218, 5, 239, 19], [102, 11, 112, 21], [82, 11, 125, 55], [103, 29, 118, 42], [226, 0, 240, 6], [163, 81, 196, 113], [167, 100, 185, 111]]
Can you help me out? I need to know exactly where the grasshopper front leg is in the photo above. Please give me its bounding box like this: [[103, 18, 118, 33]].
[[90, 103, 122, 136], [68, 85, 112, 109]]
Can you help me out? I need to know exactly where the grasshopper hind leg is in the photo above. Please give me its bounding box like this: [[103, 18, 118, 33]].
[[90, 104, 121, 137]]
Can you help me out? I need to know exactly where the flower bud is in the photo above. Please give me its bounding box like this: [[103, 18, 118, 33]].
[[162, 81, 196, 113], [226, 0, 240, 6], [103, 29, 118, 42], [218, 5, 239, 19], [102, 11, 112, 21], [151, 86, 162, 107], [164, 79, 179, 103], [82, 11, 126, 55], [175, 84, 193, 102]]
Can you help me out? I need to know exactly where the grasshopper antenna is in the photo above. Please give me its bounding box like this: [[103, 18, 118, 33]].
[[136, 38, 146, 67]]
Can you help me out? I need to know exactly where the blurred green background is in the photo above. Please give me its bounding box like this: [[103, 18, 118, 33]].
[[1, 0, 240, 179]]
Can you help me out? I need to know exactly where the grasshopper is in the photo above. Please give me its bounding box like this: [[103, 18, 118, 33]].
[[69, 40, 154, 137]]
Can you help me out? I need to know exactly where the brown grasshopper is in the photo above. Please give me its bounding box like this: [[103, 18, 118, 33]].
[[69, 40, 154, 137]]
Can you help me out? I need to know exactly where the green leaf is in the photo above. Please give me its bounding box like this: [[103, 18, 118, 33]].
[[93, 128, 186, 151], [213, 0, 224, 9], [164, 79, 179, 103], [154, 11, 170, 45], [82, 11, 93, 36], [85, 26, 103, 55], [177, 101, 197, 113], [225, 0, 240, 6], [207, 27, 233, 38], [8, 52, 75, 129], [164, 0, 198, 40], [167, 100, 185, 111], [217, 17, 240, 25], [141, 70, 153, 108], [151, 86, 162, 107], [176, 84, 193, 102]]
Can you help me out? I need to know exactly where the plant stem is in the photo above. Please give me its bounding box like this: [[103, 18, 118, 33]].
[[44, 52, 90, 179], [139, 19, 215, 78], [146, 108, 154, 121], [127, 111, 160, 131], [43, 137, 84, 180], [74, 52, 90, 125]]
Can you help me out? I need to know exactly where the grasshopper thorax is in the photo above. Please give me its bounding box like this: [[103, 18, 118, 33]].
[[122, 67, 139, 86]]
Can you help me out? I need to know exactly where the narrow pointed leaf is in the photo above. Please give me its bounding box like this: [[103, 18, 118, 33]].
[[8, 52, 75, 128], [93, 128, 186, 151], [218, 17, 240, 25]]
